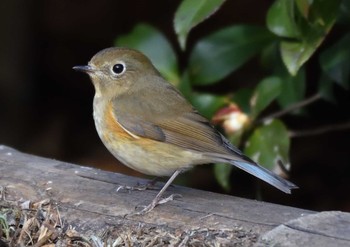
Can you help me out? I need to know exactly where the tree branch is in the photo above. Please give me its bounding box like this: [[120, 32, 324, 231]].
[[259, 93, 322, 123], [289, 121, 350, 138]]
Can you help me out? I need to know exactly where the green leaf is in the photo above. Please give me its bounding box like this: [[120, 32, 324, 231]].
[[228, 129, 245, 146], [231, 88, 254, 115], [214, 163, 232, 191], [295, 0, 311, 19], [267, 0, 300, 38], [319, 33, 350, 90], [245, 119, 290, 170], [277, 67, 306, 109], [178, 71, 193, 100], [318, 74, 335, 103], [260, 44, 306, 109], [115, 23, 180, 85], [190, 93, 227, 119], [308, 0, 341, 26], [279, 0, 340, 75], [260, 42, 280, 70], [174, 0, 226, 50], [251, 77, 282, 118], [189, 25, 274, 85], [280, 38, 321, 76]]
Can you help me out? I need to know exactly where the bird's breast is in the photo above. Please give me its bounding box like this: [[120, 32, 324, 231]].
[[92, 98, 205, 176]]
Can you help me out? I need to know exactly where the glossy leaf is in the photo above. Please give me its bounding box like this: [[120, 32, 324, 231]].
[[189, 25, 274, 85], [260, 42, 280, 70], [280, 39, 317, 76], [320, 33, 350, 90], [228, 129, 245, 147], [245, 119, 290, 170], [231, 88, 254, 115], [174, 0, 226, 50], [260, 43, 306, 109], [190, 92, 227, 119], [279, 0, 340, 75], [267, 0, 340, 75], [318, 74, 335, 103], [295, 0, 311, 19], [308, 0, 341, 26], [277, 67, 306, 109], [267, 0, 300, 38], [115, 24, 180, 85], [251, 77, 282, 118], [177, 71, 193, 99]]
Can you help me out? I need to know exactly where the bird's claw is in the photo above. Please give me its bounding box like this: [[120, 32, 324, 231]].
[[130, 193, 182, 216], [116, 179, 158, 193], [158, 193, 182, 205]]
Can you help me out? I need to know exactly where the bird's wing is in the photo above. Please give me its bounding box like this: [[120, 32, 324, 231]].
[[111, 78, 298, 194], [111, 79, 240, 157]]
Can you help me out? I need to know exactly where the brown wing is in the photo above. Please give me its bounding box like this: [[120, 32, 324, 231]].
[[111, 77, 238, 156]]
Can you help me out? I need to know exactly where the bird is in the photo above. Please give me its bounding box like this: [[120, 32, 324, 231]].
[[73, 47, 298, 214]]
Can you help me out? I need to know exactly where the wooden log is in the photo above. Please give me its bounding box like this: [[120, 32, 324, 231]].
[[256, 211, 350, 247], [0, 145, 349, 246]]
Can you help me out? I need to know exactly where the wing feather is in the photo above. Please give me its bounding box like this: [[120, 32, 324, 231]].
[[111, 76, 234, 156]]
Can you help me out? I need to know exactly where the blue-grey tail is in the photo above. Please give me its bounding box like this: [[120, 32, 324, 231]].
[[231, 160, 298, 193]]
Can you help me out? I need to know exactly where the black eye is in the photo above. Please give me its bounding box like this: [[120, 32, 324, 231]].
[[112, 63, 125, 75]]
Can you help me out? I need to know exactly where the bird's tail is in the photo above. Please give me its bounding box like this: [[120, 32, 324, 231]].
[[229, 160, 298, 193]]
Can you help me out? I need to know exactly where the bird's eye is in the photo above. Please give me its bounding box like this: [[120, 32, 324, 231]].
[[112, 63, 125, 75]]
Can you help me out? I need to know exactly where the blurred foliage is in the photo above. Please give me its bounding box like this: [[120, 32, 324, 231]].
[[115, 0, 349, 192], [188, 25, 274, 85], [174, 0, 226, 50]]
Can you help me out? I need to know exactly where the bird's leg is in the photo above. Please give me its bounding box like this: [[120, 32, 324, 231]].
[[116, 177, 159, 192], [136, 169, 182, 215]]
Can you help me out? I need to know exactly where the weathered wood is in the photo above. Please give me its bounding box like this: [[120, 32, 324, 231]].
[[0, 145, 349, 246], [255, 211, 350, 247]]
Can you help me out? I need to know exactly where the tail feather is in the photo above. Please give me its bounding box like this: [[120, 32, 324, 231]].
[[231, 161, 298, 194]]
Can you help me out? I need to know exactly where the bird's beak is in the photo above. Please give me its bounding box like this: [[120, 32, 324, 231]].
[[73, 65, 95, 74]]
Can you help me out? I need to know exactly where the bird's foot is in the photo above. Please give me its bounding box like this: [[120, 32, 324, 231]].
[[116, 178, 158, 192], [128, 193, 182, 216]]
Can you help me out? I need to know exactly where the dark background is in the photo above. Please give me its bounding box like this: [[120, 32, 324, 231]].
[[1, 0, 349, 212]]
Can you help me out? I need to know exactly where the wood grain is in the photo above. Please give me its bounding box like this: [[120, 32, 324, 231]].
[[1, 145, 348, 246]]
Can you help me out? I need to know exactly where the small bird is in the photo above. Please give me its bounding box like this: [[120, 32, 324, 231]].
[[73, 47, 298, 214]]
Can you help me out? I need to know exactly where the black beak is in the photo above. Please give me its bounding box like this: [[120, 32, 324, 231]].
[[73, 65, 95, 73]]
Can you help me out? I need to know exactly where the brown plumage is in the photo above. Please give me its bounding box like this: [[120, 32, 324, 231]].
[[73, 47, 298, 214]]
